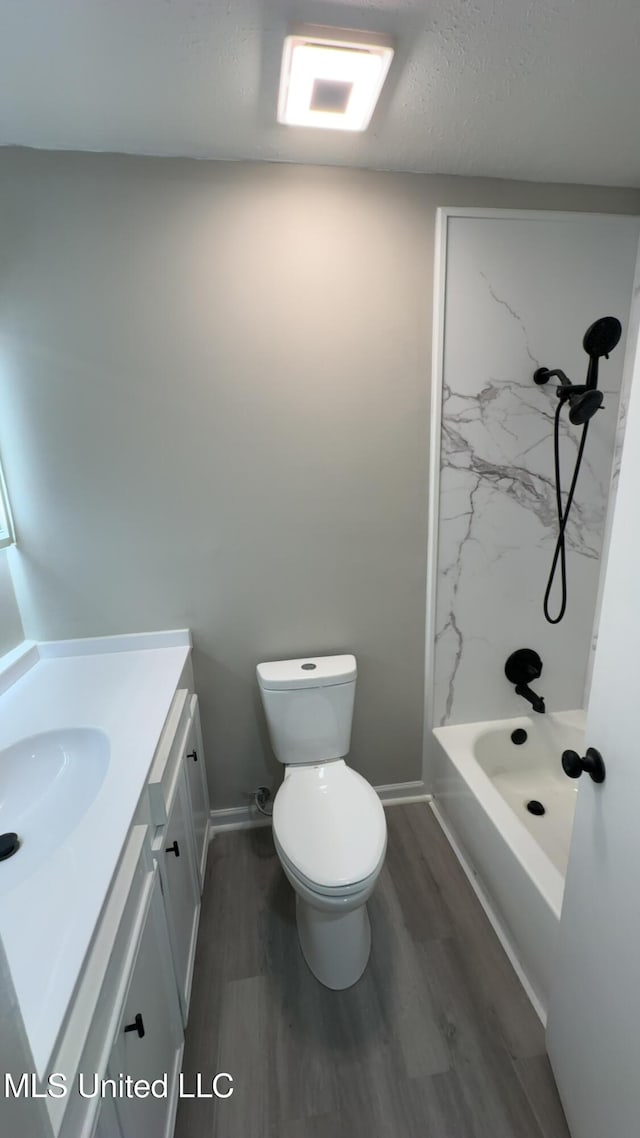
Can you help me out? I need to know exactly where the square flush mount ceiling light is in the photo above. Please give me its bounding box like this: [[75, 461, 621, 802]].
[[278, 26, 394, 132]]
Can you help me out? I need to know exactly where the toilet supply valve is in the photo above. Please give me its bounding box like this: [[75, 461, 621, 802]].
[[255, 786, 273, 817]]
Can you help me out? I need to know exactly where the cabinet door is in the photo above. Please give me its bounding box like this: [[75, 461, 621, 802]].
[[109, 873, 183, 1138], [157, 766, 201, 1022], [184, 696, 210, 890]]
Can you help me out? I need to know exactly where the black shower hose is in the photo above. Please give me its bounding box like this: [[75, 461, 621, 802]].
[[543, 400, 589, 624]]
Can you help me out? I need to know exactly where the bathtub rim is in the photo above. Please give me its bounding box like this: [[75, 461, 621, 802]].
[[432, 709, 585, 921]]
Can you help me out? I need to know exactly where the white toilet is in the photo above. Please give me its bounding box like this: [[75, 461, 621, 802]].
[[256, 653, 387, 990]]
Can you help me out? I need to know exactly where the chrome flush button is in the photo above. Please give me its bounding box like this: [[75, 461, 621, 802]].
[[301, 663, 317, 670]]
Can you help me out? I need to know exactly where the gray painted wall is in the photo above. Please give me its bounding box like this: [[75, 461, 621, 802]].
[[0, 551, 23, 657], [0, 148, 638, 807]]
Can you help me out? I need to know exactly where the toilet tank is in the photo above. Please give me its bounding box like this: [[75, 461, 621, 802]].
[[256, 654, 357, 765]]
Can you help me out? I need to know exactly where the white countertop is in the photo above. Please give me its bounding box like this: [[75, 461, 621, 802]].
[[0, 631, 191, 1075]]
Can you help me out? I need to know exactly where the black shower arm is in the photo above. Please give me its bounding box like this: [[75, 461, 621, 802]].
[[534, 368, 589, 398], [534, 366, 571, 387], [535, 367, 572, 386], [536, 362, 603, 391]]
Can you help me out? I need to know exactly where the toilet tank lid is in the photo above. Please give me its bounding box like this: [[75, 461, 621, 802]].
[[256, 654, 357, 691]]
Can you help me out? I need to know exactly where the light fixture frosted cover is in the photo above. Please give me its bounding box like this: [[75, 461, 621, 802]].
[[278, 27, 394, 132]]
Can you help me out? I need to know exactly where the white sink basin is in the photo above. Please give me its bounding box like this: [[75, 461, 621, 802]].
[[0, 728, 109, 893]]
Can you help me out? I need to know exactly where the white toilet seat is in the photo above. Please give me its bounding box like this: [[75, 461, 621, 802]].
[[274, 831, 387, 900], [273, 759, 387, 891]]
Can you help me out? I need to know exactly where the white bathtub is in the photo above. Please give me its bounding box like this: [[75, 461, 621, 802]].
[[431, 709, 584, 1021]]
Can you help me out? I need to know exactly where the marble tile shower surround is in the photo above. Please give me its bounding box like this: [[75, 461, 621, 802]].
[[610, 269, 640, 494], [433, 215, 640, 727], [584, 252, 640, 701]]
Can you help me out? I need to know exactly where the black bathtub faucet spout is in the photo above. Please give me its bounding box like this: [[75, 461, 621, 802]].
[[505, 649, 546, 714], [515, 682, 546, 714]]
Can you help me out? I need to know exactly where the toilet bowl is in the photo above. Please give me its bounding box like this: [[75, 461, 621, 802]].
[[256, 654, 387, 989]]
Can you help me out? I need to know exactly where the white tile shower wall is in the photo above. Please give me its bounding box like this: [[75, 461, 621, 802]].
[[584, 235, 640, 702], [434, 213, 640, 726], [610, 266, 640, 496]]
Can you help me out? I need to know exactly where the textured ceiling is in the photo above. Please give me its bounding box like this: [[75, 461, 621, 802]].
[[2, 0, 640, 186]]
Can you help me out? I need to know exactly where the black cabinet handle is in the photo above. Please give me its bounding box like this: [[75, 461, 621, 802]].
[[166, 839, 180, 857], [561, 747, 606, 784], [187, 750, 198, 762], [124, 1013, 145, 1039]]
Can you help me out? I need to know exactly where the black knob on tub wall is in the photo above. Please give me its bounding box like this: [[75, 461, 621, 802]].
[[505, 648, 542, 684], [505, 649, 546, 714], [124, 1013, 145, 1039], [166, 840, 180, 857], [187, 750, 198, 762], [561, 747, 606, 784]]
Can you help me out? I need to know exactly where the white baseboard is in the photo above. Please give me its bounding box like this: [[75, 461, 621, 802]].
[[430, 800, 547, 1026], [209, 780, 431, 834], [209, 805, 273, 833], [376, 781, 431, 807]]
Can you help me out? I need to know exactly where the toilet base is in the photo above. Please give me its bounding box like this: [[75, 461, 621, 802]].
[[295, 894, 371, 990]]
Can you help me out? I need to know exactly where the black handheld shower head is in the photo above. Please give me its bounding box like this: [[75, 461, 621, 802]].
[[533, 314, 622, 415], [583, 316, 622, 358], [533, 314, 622, 625], [567, 387, 603, 425], [584, 316, 622, 389]]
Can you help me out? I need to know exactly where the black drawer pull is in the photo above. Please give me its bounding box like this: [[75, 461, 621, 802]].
[[166, 839, 180, 857], [124, 1013, 145, 1039], [187, 750, 198, 762]]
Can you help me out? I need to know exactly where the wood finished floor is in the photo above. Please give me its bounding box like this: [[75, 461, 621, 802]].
[[174, 803, 571, 1138]]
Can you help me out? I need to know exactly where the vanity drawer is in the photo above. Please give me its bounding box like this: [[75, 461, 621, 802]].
[[50, 824, 154, 1138], [147, 687, 191, 825]]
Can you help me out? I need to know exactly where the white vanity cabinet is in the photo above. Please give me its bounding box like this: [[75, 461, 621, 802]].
[[154, 765, 201, 1023], [106, 871, 183, 1138], [52, 829, 185, 1138], [0, 633, 212, 1138], [183, 695, 210, 889], [148, 688, 207, 1024], [49, 675, 210, 1138]]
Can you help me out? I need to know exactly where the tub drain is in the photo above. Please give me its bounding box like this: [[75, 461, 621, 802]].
[[526, 800, 545, 816], [0, 832, 20, 861]]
